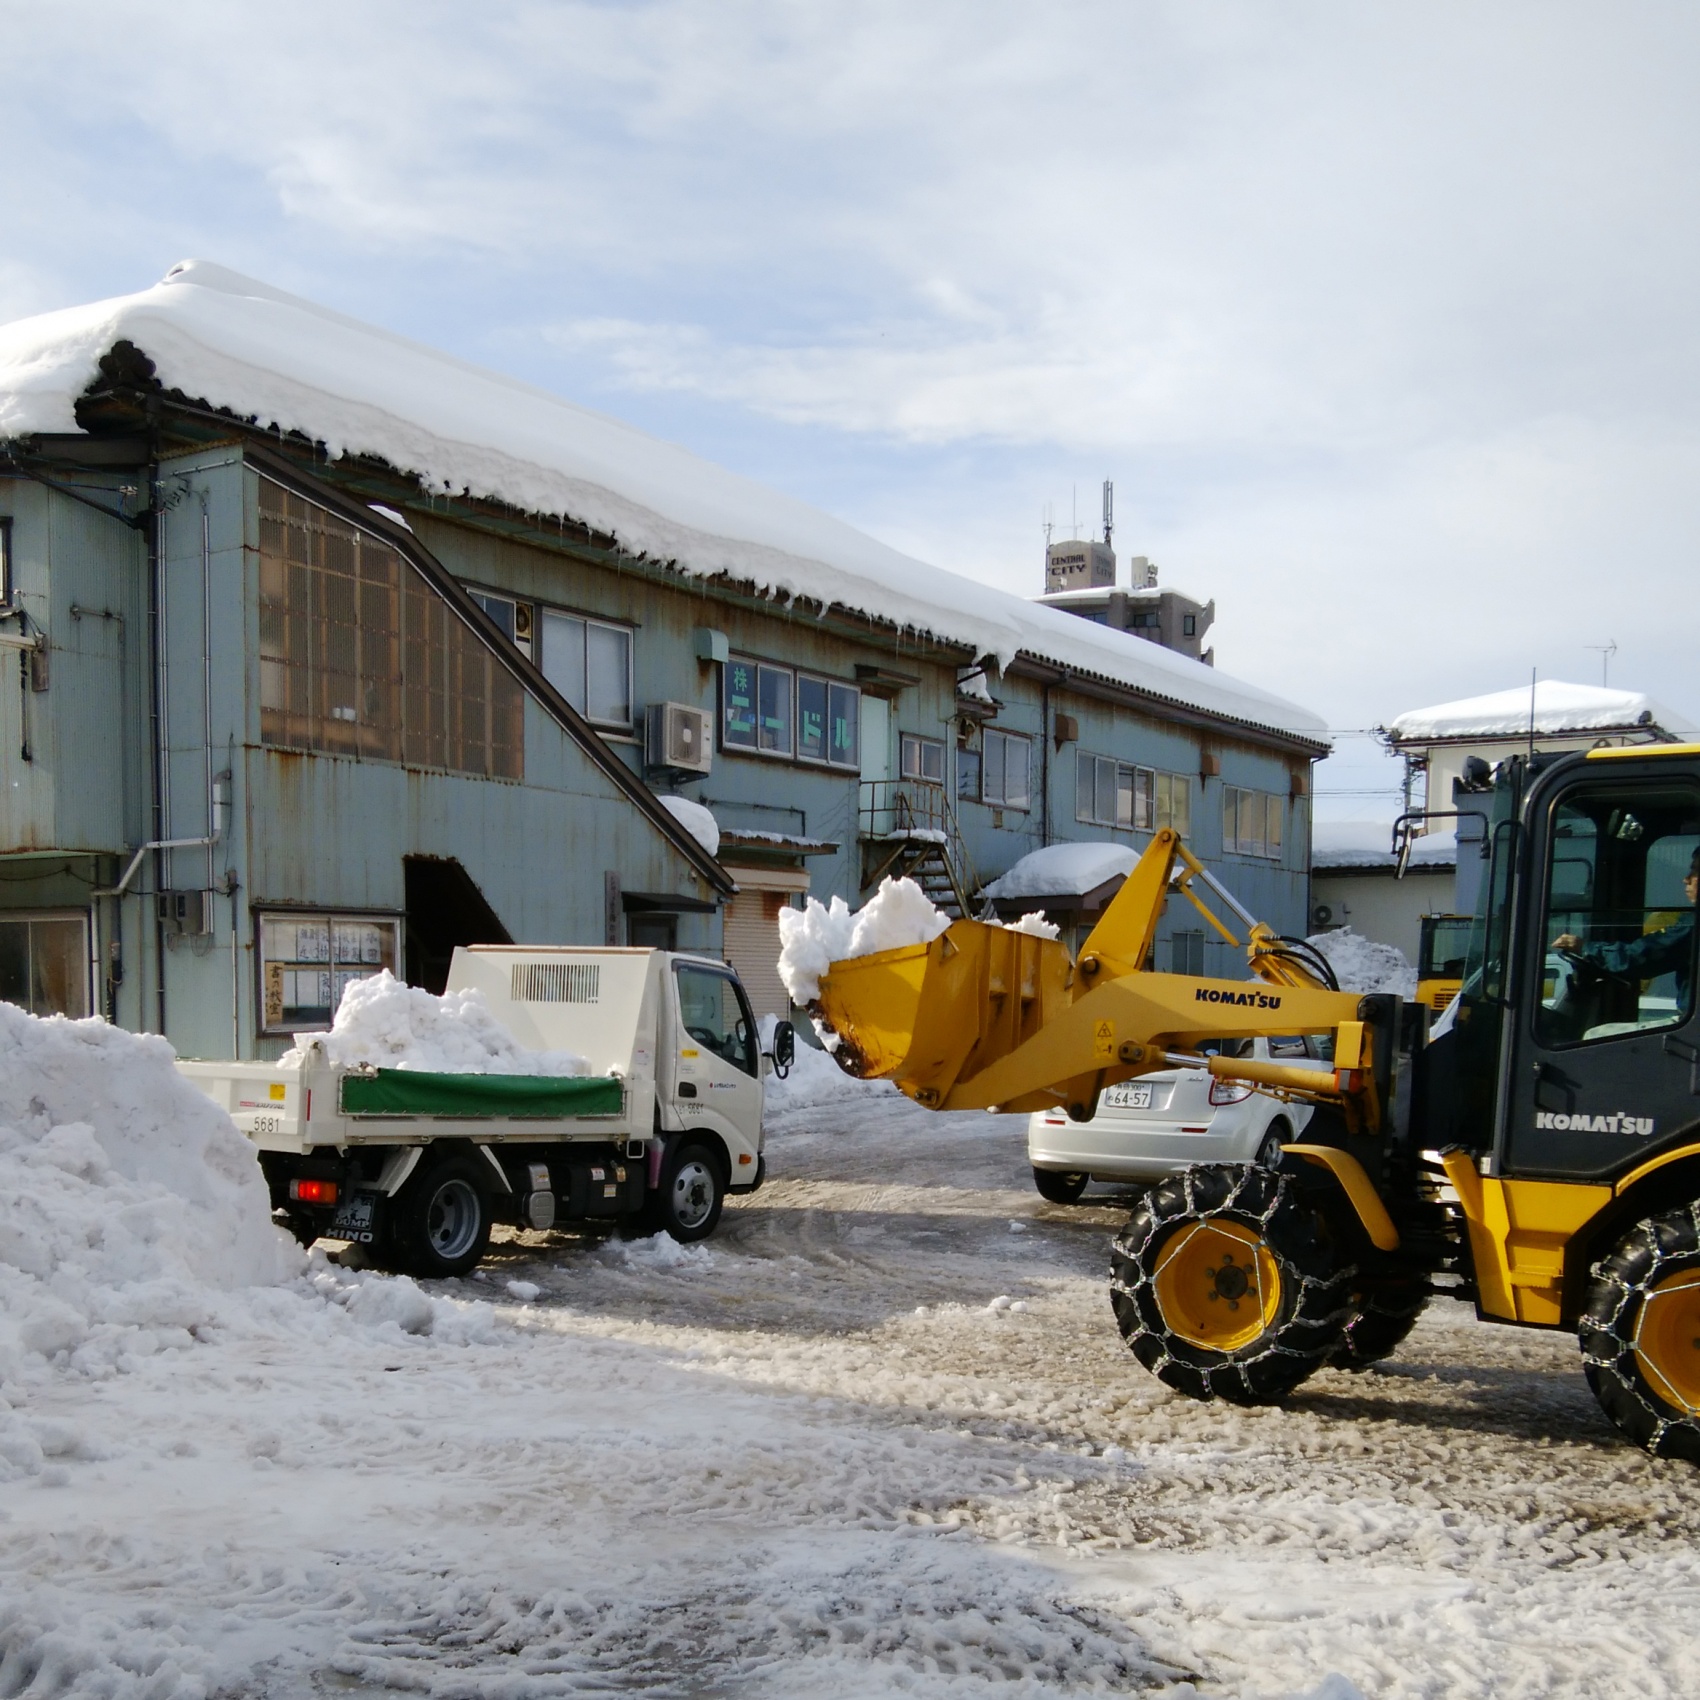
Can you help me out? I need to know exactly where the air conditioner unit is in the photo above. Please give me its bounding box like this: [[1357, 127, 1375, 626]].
[[646, 701, 713, 774]]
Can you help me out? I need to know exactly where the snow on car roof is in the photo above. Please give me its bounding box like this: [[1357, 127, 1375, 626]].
[[0, 261, 1325, 746], [1387, 680, 1693, 744]]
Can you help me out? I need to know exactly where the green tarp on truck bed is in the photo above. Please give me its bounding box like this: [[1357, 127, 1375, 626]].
[[338, 1069, 624, 1119]]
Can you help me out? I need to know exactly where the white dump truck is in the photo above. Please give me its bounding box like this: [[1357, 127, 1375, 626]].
[[178, 945, 793, 1277]]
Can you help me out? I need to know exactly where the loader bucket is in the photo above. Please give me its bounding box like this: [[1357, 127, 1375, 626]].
[[817, 919, 1076, 1106]]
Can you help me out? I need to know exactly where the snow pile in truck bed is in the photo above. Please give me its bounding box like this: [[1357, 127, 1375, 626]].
[[0, 261, 1326, 743], [280, 970, 590, 1075], [1307, 928, 1418, 998], [776, 877, 952, 1005], [0, 1003, 297, 1415]]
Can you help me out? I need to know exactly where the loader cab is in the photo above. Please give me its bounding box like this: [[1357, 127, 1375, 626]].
[[1451, 748, 1700, 1182]]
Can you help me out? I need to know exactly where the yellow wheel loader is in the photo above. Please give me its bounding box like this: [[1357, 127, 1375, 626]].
[[814, 744, 1700, 1458]]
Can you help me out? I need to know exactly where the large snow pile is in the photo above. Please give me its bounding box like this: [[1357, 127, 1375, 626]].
[[0, 1004, 297, 1405], [777, 877, 952, 1004], [0, 261, 1325, 742], [981, 841, 1137, 901], [1307, 929, 1418, 997], [657, 794, 720, 857], [280, 970, 590, 1075], [1388, 680, 1693, 743]]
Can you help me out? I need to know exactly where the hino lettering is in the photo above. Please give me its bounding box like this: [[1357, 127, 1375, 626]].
[[1193, 988, 1284, 1009], [1533, 1110, 1656, 1137]]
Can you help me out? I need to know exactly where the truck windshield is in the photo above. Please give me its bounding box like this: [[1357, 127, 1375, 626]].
[[675, 963, 758, 1077]]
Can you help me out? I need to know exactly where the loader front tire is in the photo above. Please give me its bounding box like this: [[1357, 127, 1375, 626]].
[[1111, 1163, 1351, 1404], [1580, 1204, 1700, 1461], [1328, 1274, 1428, 1371]]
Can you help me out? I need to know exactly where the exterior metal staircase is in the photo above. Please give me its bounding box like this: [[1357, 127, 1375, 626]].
[[858, 780, 980, 919]]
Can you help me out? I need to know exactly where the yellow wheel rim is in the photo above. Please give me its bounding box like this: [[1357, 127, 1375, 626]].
[[1150, 1218, 1282, 1353], [1633, 1267, 1700, 1417]]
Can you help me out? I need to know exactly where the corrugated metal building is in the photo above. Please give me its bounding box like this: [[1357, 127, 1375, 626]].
[[0, 264, 1329, 1053]]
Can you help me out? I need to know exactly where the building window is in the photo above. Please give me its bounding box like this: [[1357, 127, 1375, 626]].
[[1182, 613, 1197, 638], [722, 657, 793, 756], [983, 729, 1031, 810], [957, 748, 982, 801], [1223, 786, 1286, 858], [0, 911, 89, 1018], [467, 590, 534, 660], [1169, 930, 1205, 976], [796, 674, 861, 768], [901, 733, 946, 784], [258, 479, 523, 779], [1075, 753, 1189, 834], [259, 912, 399, 1034], [540, 607, 632, 729]]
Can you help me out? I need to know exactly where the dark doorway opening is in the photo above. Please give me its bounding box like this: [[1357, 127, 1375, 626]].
[[404, 856, 512, 992], [626, 912, 678, 951]]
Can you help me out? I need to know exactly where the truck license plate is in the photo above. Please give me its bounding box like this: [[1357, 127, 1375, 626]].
[[1104, 1082, 1152, 1109], [330, 1194, 377, 1243]]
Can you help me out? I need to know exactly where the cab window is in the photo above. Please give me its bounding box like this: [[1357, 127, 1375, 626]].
[[1535, 785, 1699, 1047], [674, 963, 757, 1077]]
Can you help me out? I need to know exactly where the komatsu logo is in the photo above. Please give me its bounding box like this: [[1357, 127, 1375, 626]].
[[1194, 988, 1283, 1009], [1534, 1110, 1656, 1137]]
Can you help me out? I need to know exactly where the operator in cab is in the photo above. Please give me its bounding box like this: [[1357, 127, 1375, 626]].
[[1552, 847, 1699, 1002]]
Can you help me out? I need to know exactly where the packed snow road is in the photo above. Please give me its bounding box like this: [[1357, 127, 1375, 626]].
[[7, 1071, 1700, 1698]]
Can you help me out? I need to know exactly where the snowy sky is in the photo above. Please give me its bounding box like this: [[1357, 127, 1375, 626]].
[[6, 1, 1699, 818]]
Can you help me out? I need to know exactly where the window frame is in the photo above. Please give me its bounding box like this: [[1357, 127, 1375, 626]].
[[0, 909, 92, 1019], [983, 728, 1032, 811], [256, 908, 402, 1036], [672, 958, 759, 1077], [0, 516, 12, 611], [538, 603, 634, 731], [465, 588, 535, 661], [900, 732, 946, 785], [1075, 750, 1187, 834], [1222, 785, 1285, 859]]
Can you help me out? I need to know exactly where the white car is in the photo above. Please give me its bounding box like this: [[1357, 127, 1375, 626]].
[[1026, 1034, 1331, 1203]]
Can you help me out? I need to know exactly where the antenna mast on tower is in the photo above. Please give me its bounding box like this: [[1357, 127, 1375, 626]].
[[1102, 479, 1114, 547]]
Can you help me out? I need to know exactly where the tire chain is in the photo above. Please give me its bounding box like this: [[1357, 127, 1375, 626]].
[[1579, 1202, 1700, 1461], [1109, 1162, 1355, 1405]]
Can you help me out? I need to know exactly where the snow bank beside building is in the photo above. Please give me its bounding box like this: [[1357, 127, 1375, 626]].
[[279, 970, 589, 1075], [1308, 929, 1418, 998], [0, 1004, 297, 1410], [777, 877, 952, 1005]]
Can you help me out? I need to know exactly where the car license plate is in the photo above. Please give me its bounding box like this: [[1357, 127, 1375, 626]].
[[1103, 1082, 1152, 1109], [330, 1193, 377, 1242]]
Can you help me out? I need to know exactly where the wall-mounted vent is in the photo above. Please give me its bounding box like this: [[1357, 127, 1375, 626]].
[[647, 701, 713, 774], [510, 962, 600, 1004]]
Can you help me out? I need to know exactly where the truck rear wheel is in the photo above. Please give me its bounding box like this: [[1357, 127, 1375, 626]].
[[1111, 1163, 1351, 1403], [1328, 1274, 1428, 1371], [1580, 1205, 1700, 1461], [386, 1153, 493, 1279]]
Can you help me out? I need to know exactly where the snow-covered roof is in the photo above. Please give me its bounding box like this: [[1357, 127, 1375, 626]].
[[1035, 584, 1190, 606], [0, 262, 1325, 747], [1312, 821, 1456, 871], [981, 841, 1138, 901], [1387, 681, 1693, 745]]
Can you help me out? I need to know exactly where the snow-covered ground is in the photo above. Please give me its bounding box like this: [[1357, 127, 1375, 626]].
[[6, 1055, 1700, 1695]]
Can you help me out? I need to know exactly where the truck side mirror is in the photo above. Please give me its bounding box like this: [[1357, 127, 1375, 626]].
[[771, 1020, 795, 1079]]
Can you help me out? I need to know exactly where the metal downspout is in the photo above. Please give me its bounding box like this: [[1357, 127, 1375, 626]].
[[147, 461, 168, 1034]]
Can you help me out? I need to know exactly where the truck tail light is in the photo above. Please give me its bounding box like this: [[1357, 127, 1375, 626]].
[[289, 1178, 338, 1205], [1208, 1080, 1253, 1106]]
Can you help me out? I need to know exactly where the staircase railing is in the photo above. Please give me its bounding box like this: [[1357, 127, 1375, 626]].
[[858, 779, 980, 911]]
